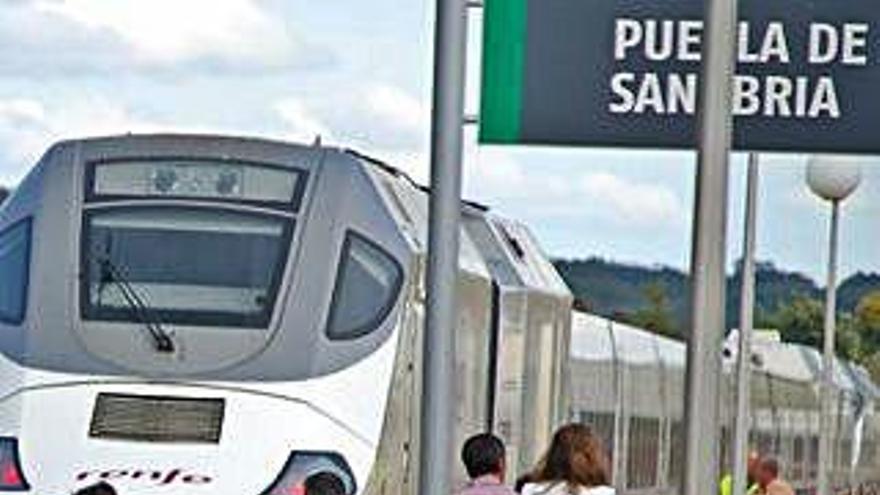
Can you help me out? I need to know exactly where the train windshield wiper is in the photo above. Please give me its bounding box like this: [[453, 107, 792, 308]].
[[94, 254, 175, 353]]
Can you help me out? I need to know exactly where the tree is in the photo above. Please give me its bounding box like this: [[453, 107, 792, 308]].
[[840, 273, 880, 314], [835, 314, 863, 362], [855, 291, 880, 348], [762, 295, 863, 362], [764, 295, 824, 348], [727, 258, 820, 330], [551, 256, 880, 356], [628, 282, 680, 338], [860, 351, 880, 384], [842, 290, 880, 381]]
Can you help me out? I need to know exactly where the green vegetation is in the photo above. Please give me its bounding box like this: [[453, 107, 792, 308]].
[[554, 257, 880, 380], [626, 282, 678, 338]]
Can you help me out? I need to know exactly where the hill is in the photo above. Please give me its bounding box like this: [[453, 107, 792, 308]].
[[555, 257, 879, 333]]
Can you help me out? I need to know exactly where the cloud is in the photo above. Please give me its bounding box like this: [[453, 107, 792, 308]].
[[273, 82, 428, 154], [269, 87, 684, 230], [360, 84, 428, 148], [0, 99, 46, 128], [0, 96, 166, 184], [466, 147, 686, 228], [0, 99, 51, 183], [580, 171, 682, 223], [0, 0, 329, 77], [274, 98, 334, 144], [1, 82, 428, 186], [37, 0, 295, 66]]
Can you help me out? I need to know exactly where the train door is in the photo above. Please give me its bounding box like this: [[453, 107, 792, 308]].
[[464, 215, 572, 480]]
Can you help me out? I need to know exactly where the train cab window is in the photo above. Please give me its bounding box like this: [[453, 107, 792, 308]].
[[326, 232, 403, 341], [82, 206, 291, 328], [0, 219, 32, 324]]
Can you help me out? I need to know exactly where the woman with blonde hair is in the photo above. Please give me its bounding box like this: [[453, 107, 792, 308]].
[[520, 423, 615, 495]]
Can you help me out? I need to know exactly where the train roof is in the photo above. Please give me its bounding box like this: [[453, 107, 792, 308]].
[[728, 331, 880, 398], [25, 133, 485, 211], [570, 311, 686, 368], [352, 144, 571, 296], [573, 311, 880, 400], [10, 133, 570, 298]]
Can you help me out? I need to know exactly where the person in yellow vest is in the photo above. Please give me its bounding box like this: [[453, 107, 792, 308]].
[[720, 452, 762, 495]]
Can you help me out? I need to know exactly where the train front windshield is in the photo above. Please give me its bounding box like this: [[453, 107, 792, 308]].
[[81, 159, 303, 329]]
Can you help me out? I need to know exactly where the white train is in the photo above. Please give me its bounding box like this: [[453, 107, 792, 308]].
[[571, 313, 880, 495], [0, 134, 876, 495], [0, 134, 570, 495]]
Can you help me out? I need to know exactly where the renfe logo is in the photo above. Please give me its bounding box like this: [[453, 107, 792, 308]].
[[76, 468, 213, 486]]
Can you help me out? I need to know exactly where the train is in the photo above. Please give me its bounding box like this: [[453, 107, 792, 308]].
[[0, 134, 876, 495], [571, 313, 880, 495]]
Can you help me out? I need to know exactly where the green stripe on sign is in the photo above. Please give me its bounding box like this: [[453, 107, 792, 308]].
[[479, 0, 528, 144]]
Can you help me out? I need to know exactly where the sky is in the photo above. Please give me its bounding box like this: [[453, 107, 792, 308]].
[[0, 0, 877, 283]]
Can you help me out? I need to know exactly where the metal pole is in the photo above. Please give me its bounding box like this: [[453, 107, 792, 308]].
[[818, 199, 841, 495], [419, 0, 468, 493], [732, 153, 760, 495], [419, 0, 468, 494], [683, 0, 737, 489]]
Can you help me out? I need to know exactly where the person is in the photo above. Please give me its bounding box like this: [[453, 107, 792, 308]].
[[456, 433, 517, 495], [305, 472, 346, 495], [756, 458, 794, 495], [746, 452, 762, 494], [719, 451, 762, 495], [73, 482, 117, 495], [519, 423, 615, 495], [514, 473, 533, 493]]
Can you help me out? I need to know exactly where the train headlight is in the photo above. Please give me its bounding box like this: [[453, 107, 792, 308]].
[[260, 452, 355, 495], [151, 168, 179, 194], [0, 438, 29, 491], [92, 159, 301, 204], [215, 169, 241, 196]]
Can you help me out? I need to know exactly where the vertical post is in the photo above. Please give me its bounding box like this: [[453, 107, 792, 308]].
[[683, 0, 737, 489], [607, 320, 625, 491], [732, 153, 760, 495], [420, 0, 468, 494], [818, 200, 841, 495]]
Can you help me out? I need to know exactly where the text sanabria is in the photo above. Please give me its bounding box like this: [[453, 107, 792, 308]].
[[608, 19, 869, 118]]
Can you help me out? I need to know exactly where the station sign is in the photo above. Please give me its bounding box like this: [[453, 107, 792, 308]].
[[479, 0, 880, 152]]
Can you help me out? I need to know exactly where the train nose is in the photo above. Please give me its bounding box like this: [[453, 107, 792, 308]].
[[12, 383, 373, 495]]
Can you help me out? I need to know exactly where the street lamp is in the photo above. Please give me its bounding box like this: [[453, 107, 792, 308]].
[[806, 154, 862, 495]]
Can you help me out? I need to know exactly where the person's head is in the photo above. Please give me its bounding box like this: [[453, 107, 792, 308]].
[[304, 472, 346, 495], [530, 423, 610, 490], [73, 482, 117, 495], [757, 458, 781, 487], [746, 451, 762, 483], [461, 433, 507, 480]]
